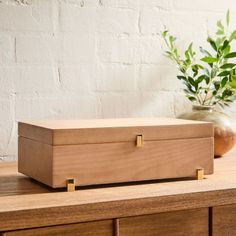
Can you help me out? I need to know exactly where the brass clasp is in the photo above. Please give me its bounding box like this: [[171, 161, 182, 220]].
[[136, 134, 143, 147]]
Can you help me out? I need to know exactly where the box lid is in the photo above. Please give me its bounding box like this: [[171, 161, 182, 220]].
[[18, 117, 213, 145]]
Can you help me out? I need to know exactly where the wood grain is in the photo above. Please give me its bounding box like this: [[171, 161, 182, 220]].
[[1, 188, 236, 231], [2, 220, 113, 236], [0, 148, 236, 231], [119, 208, 208, 236], [18, 137, 53, 187], [19, 118, 212, 129], [212, 204, 236, 236], [18, 118, 213, 145], [52, 137, 213, 187], [18, 122, 53, 145], [0, 162, 56, 197], [114, 219, 119, 236]]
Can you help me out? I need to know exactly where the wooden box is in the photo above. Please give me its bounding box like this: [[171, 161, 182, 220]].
[[18, 118, 214, 188]]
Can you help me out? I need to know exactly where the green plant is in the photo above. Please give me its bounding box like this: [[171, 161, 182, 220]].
[[162, 10, 236, 107]]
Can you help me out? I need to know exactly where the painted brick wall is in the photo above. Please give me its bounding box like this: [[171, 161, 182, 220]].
[[0, 0, 236, 161]]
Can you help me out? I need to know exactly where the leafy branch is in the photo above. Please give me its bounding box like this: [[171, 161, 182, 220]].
[[161, 10, 236, 107]]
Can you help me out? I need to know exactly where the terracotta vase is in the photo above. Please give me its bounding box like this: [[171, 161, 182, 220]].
[[178, 105, 235, 157]]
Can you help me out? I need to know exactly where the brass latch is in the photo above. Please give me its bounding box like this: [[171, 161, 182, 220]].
[[136, 134, 143, 147], [67, 178, 75, 192]]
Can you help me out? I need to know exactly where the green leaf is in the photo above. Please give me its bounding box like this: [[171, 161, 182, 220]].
[[222, 40, 229, 50], [220, 63, 236, 69], [188, 77, 196, 87], [218, 71, 231, 76], [221, 77, 228, 87], [184, 88, 195, 95], [223, 45, 231, 55], [218, 102, 225, 108], [216, 30, 224, 35], [216, 38, 224, 49], [222, 89, 233, 98], [229, 30, 236, 41], [196, 75, 205, 84], [225, 52, 236, 58], [169, 35, 177, 49], [211, 69, 217, 78], [173, 48, 178, 57], [187, 96, 197, 101], [188, 43, 193, 57], [177, 75, 186, 81], [185, 76, 198, 91], [200, 47, 212, 57], [162, 30, 168, 37], [204, 68, 210, 77], [225, 99, 234, 103], [213, 90, 217, 96], [229, 75, 236, 88], [180, 68, 186, 74], [164, 51, 172, 56], [226, 10, 230, 26], [217, 20, 224, 30], [205, 76, 210, 84], [207, 37, 217, 51], [201, 57, 218, 63], [214, 81, 220, 91], [192, 65, 202, 78], [195, 64, 204, 69], [191, 65, 198, 72], [185, 50, 190, 60]]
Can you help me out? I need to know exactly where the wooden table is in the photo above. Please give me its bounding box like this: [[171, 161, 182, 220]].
[[0, 149, 236, 236]]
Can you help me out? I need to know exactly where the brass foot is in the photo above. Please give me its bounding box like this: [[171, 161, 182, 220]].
[[196, 168, 204, 180], [67, 178, 75, 192]]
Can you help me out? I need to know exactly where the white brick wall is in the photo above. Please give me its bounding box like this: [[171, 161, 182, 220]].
[[0, 0, 236, 161]]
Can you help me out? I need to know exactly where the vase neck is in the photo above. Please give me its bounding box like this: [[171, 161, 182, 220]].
[[192, 105, 214, 112]]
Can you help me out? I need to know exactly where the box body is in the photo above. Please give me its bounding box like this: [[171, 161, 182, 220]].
[[18, 118, 214, 188]]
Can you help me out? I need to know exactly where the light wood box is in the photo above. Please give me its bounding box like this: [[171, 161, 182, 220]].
[[18, 118, 214, 188]]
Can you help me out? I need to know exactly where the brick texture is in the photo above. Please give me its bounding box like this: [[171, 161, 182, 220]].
[[0, 0, 235, 160]]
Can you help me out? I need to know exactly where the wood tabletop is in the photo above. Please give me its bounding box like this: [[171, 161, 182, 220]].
[[0, 148, 236, 231]]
